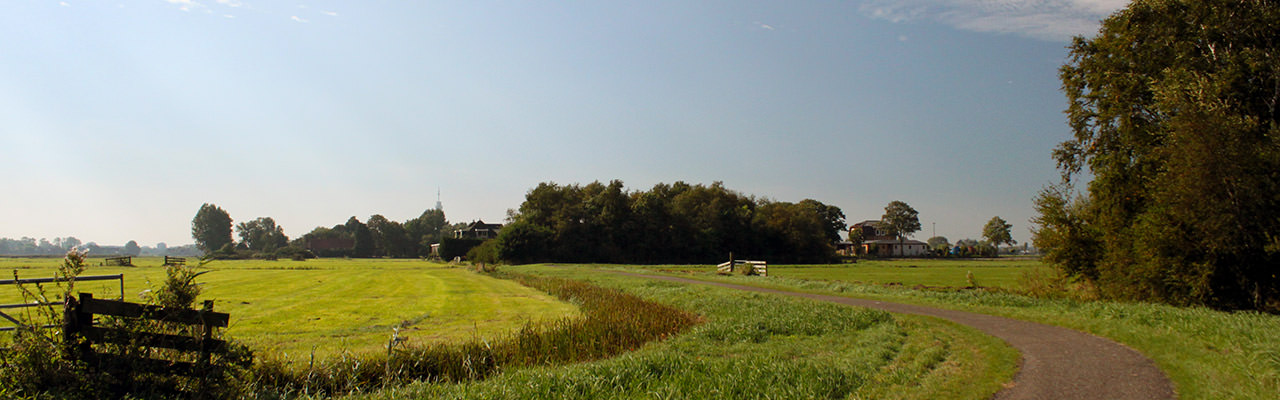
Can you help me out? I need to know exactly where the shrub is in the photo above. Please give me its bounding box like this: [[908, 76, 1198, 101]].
[[466, 240, 499, 265]]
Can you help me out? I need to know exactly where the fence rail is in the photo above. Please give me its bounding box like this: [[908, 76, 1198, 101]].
[[0, 274, 125, 332], [65, 293, 231, 381], [716, 260, 768, 276]]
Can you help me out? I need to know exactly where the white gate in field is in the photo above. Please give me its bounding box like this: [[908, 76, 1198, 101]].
[[716, 260, 767, 276]]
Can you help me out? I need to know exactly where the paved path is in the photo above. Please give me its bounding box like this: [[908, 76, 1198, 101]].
[[616, 272, 1176, 400]]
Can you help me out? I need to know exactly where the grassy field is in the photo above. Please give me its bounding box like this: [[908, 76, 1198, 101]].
[[620, 262, 1280, 400], [0, 257, 579, 359], [346, 264, 1018, 400], [639, 258, 1047, 289]]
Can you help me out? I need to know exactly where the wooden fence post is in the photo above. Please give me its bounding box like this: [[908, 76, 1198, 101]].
[[199, 300, 215, 367], [63, 293, 95, 362]]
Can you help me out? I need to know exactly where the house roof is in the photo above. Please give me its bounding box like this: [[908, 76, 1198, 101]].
[[864, 239, 927, 245], [459, 220, 503, 231]]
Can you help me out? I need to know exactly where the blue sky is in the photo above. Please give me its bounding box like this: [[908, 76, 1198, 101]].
[[0, 0, 1126, 248]]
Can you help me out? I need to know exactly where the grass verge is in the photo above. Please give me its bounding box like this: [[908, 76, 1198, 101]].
[[631, 266, 1280, 400], [342, 265, 1017, 400]]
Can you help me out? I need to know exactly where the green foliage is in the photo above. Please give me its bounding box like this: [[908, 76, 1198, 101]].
[[122, 240, 140, 257], [149, 262, 210, 309], [498, 180, 839, 264], [191, 203, 233, 254], [495, 221, 554, 264], [881, 201, 920, 241], [367, 214, 417, 258], [0, 250, 104, 398], [927, 236, 950, 251], [345, 217, 377, 258], [798, 199, 847, 244], [1049, 0, 1280, 310], [881, 200, 921, 257], [272, 245, 315, 261], [405, 209, 450, 256], [982, 216, 1014, 249], [466, 239, 500, 265], [235, 217, 289, 253], [1032, 184, 1102, 279], [438, 238, 484, 261]]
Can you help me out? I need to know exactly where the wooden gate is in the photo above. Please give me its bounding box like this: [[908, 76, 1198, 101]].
[[64, 293, 231, 392]]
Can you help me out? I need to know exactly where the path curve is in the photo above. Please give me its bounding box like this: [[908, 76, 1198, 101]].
[[616, 272, 1176, 400]]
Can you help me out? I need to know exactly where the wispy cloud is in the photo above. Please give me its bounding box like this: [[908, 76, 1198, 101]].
[[291, 15, 308, 23], [860, 0, 1128, 41], [164, 0, 203, 12], [322, 10, 338, 17], [216, 0, 243, 7]]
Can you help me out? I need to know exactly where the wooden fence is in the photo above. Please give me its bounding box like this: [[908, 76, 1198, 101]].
[[0, 274, 124, 333], [104, 256, 132, 266], [163, 256, 187, 266], [64, 293, 230, 380], [716, 260, 768, 276]]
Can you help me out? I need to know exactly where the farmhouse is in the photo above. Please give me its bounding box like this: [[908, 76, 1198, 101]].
[[848, 220, 928, 257], [864, 239, 930, 257], [454, 220, 503, 240]]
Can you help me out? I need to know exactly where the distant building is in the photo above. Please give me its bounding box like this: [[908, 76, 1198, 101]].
[[849, 220, 895, 241], [847, 220, 927, 257], [454, 220, 503, 240], [864, 239, 929, 257]]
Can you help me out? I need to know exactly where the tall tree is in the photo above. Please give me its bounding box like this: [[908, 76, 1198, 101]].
[[345, 217, 376, 258], [368, 214, 414, 258], [927, 236, 950, 251], [847, 227, 865, 255], [192, 203, 233, 254], [982, 216, 1014, 250], [405, 209, 450, 255], [1048, 0, 1280, 309], [123, 240, 141, 257], [881, 201, 920, 257], [236, 217, 289, 252], [799, 199, 847, 244]]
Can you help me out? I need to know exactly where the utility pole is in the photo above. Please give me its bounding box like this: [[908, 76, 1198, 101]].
[[932, 222, 936, 239]]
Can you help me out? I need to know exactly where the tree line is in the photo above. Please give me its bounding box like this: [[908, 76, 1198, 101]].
[[191, 203, 465, 259], [483, 180, 846, 265], [1034, 0, 1279, 311], [0, 237, 200, 257]]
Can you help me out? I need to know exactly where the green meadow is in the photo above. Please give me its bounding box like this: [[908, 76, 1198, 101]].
[[349, 264, 1017, 400], [623, 262, 1280, 400], [640, 258, 1046, 289], [0, 257, 578, 359], [7, 256, 1277, 399]]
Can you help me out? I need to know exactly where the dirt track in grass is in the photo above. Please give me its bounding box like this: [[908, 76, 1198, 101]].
[[616, 272, 1176, 400]]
